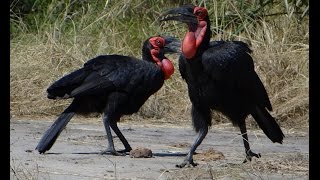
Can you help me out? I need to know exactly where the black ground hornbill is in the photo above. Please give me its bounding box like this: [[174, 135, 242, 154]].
[[160, 5, 284, 167], [36, 36, 179, 155]]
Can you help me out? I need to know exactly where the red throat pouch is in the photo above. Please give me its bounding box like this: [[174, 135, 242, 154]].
[[182, 32, 197, 59], [161, 59, 174, 80]]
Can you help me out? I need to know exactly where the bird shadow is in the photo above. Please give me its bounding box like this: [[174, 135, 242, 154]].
[[40, 151, 188, 157], [153, 152, 187, 157]]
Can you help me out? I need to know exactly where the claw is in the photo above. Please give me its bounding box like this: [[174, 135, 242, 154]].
[[176, 159, 198, 168], [117, 148, 131, 154], [243, 150, 261, 163]]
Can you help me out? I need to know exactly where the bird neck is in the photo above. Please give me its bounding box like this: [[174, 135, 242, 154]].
[[182, 20, 210, 59], [149, 49, 174, 80]]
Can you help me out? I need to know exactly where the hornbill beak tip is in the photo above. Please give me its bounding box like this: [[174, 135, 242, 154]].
[[163, 36, 181, 54], [159, 5, 198, 25]]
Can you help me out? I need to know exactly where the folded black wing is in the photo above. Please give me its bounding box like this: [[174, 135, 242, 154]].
[[47, 55, 158, 99], [202, 41, 272, 111]]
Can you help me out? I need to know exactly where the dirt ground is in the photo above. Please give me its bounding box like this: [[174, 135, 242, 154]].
[[10, 119, 309, 180]]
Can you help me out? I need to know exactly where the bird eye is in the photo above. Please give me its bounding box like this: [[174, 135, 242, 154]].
[[196, 11, 203, 16], [156, 40, 161, 45]]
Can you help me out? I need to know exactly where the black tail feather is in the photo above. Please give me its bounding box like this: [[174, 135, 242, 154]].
[[251, 106, 284, 144], [36, 103, 76, 153]]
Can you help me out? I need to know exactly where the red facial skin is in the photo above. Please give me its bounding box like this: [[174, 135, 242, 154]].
[[149, 37, 175, 80], [181, 7, 208, 59]]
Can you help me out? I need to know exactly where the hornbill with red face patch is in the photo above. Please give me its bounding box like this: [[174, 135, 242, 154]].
[[160, 5, 284, 167], [36, 36, 179, 155]]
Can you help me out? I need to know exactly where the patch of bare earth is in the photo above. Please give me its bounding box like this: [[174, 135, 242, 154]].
[[10, 119, 308, 179]]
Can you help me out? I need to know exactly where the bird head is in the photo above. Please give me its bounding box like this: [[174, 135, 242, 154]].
[[159, 5, 211, 59], [142, 36, 180, 80], [159, 4, 209, 32]]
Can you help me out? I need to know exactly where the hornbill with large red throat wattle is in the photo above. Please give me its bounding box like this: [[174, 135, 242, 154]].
[[36, 36, 179, 155], [160, 5, 284, 168]]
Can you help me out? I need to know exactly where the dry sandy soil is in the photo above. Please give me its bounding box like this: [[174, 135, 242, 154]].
[[10, 119, 308, 180]]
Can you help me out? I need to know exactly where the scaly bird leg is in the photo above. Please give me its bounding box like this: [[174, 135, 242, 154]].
[[176, 126, 208, 168], [239, 122, 261, 163], [100, 115, 125, 156], [110, 120, 132, 153]]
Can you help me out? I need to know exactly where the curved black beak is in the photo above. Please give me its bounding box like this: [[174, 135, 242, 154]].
[[163, 36, 181, 54], [159, 5, 198, 25]]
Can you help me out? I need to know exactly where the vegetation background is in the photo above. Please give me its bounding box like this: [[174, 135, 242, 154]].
[[10, 0, 309, 130]]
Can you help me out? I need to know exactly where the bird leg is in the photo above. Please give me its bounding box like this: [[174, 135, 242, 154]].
[[100, 115, 125, 156], [110, 120, 132, 154], [239, 122, 261, 163], [176, 126, 208, 168]]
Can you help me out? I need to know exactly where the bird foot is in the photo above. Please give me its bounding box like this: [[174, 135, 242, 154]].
[[117, 148, 132, 154], [243, 150, 261, 163], [176, 159, 198, 168], [100, 149, 126, 156]]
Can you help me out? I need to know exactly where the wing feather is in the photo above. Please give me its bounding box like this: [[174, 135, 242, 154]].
[[201, 41, 272, 110]]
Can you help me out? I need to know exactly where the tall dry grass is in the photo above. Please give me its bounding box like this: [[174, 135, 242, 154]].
[[10, 0, 308, 129]]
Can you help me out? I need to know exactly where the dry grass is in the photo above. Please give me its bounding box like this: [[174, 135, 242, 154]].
[[10, 1, 308, 130], [10, 157, 41, 180], [162, 152, 308, 179]]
